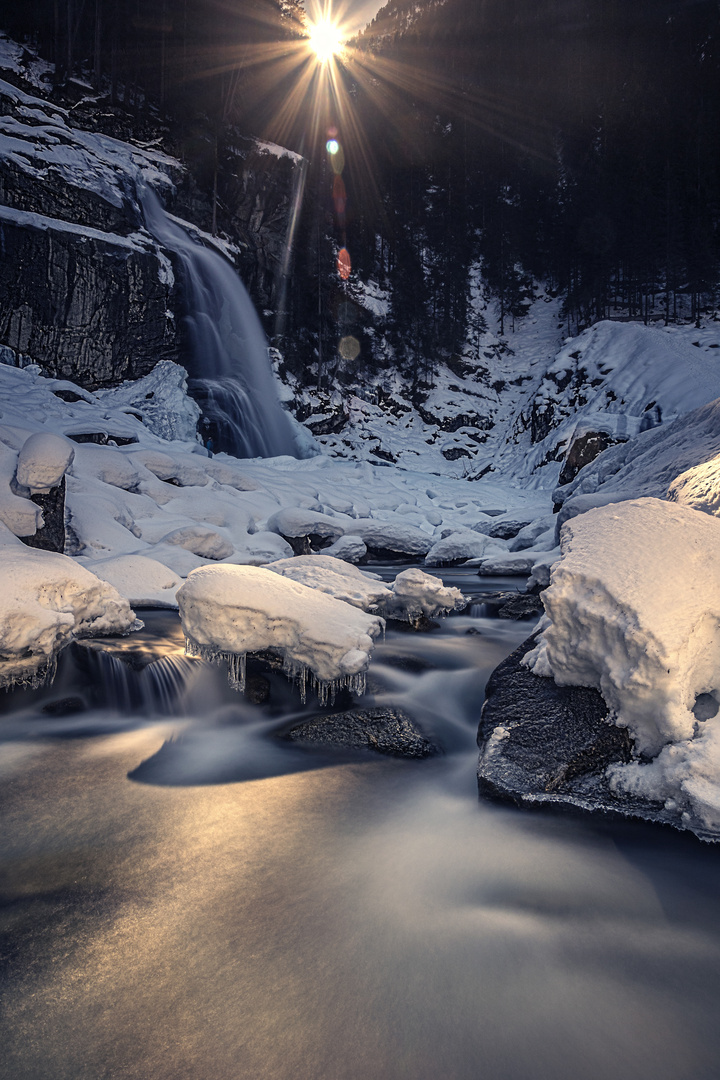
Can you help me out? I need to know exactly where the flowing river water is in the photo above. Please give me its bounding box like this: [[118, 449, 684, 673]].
[[2, 571, 720, 1080]]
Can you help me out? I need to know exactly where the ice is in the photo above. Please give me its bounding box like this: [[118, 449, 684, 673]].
[[95, 362, 201, 443], [0, 547, 136, 687], [524, 499, 720, 838], [15, 432, 75, 493], [177, 565, 385, 702]]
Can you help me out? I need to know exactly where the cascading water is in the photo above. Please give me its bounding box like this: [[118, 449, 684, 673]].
[[141, 188, 298, 459]]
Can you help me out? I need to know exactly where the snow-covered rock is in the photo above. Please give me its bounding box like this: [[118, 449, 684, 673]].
[[0, 548, 136, 687], [323, 534, 367, 563], [524, 499, 720, 838], [381, 567, 465, 623], [177, 564, 385, 703], [267, 554, 390, 611], [267, 555, 465, 624], [425, 530, 502, 566], [15, 432, 75, 493]]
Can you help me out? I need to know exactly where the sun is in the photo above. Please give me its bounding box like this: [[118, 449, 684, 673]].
[[308, 18, 344, 64]]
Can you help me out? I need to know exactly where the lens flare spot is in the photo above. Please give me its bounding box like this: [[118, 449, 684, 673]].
[[337, 248, 352, 281], [326, 139, 340, 155], [339, 336, 360, 361]]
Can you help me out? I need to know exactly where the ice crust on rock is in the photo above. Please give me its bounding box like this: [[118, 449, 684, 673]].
[[524, 499, 720, 838], [177, 564, 385, 703], [95, 362, 201, 443], [0, 548, 136, 687]]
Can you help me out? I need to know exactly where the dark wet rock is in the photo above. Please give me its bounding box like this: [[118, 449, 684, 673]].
[[284, 706, 438, 758], [387, 615, 441, 633], [0, 215, 177, 388], [244, 675, 271, 705], [42, 696, 86, 716], [558, 430, 626, 487], [23, 478, 66, 553], [480, 591, 545, 620], [477, 635, 673, 826]]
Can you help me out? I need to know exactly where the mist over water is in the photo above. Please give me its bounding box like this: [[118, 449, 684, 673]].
[[2, 581, 720, 1080], [141, 189, 297, 459]]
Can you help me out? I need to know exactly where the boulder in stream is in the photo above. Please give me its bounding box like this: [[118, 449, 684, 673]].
[[477, 635, 675, 827], [285, 706, 438, 759]]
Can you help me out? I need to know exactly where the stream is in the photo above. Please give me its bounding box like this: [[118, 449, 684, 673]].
[[2, 571, 720, 1080]]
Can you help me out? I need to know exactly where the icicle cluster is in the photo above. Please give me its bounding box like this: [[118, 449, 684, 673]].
[[184, 636, 366, 705]]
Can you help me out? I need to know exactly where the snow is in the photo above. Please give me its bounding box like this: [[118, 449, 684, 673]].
[[0, 547, 136, 687], [524, 499, 720, 838], [15, 432, 75, 493], [667, 453, 720, 517], [555, 396, 720, 509], [84, 554, 182, 609], [252, 138, 304, 165], [266, 555, 465, 623], [95, 363, 200, 443], [177, 564, 385, 703]]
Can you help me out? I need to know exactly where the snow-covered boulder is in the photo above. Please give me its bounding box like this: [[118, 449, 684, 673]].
[[523, 498, 720, 838], [381, 567, 465, 623], [0, 548, 136, 687], [425, 530, 502, 566], [352, 519, 433, 558], [267, 555, 465, 624], [267, 554, 390, 611], [323, 535, 367, 563], [15, 432, 75, 494], [177, 564, 385, 703]]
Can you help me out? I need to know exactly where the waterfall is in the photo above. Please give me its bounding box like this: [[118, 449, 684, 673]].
[[141, 188, 298, 459]]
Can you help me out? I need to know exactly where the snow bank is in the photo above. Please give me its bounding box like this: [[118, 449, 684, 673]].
[[555, 396, 720, 508], [177, 565, 385, 703], [524, 499, 720, 838], [667, 453, 720, 518], [0, 549, 136, 687]]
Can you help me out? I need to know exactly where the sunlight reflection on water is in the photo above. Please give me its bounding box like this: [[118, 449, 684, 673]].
[[2, 599, 720, 1080]]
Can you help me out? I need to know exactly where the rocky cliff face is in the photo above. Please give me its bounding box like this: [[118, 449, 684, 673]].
[[0, 57, 305, 391]]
